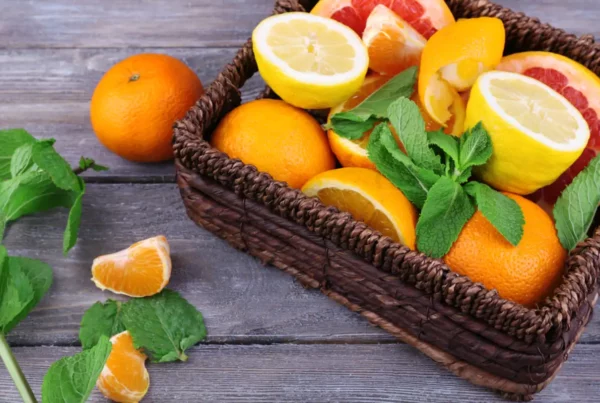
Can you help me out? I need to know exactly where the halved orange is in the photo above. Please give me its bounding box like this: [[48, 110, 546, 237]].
[[91, 235, 171, 297], [302, 167, 417, 248], [97, 331, 149, 403], [363, 5, 426, 76], [418, 17, 505, 128], [311, 0, 455, 38], [496, 51, 600, 208]]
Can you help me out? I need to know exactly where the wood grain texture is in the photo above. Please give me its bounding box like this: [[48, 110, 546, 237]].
[[0, 47, 264, 182], [2, 183, 388, 346], [0, 0, 274, 48], [2, 343, 600, 402]]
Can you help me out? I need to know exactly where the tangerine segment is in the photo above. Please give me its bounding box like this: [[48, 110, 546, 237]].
[[418, 17, 505, 126], [444, 194, 566, 308], [92, 236, 171, 298], [97, 331, 149, 403], [302, 167, 417, 248], [311, 0, 454, 38], [363, 5, 426, 75], [496, 51, 600, 206]]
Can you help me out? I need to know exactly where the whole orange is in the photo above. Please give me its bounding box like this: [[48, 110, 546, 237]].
[[211, 99, 335, 189], [90, 53, 204, 162], [444, 193, 566, 307]]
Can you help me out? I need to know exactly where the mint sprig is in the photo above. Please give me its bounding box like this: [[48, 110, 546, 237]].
[[327, 67, 417, 139], [364, 98, 524, 258], [553, 154, 600, 250], [0, 129, 107, 254]]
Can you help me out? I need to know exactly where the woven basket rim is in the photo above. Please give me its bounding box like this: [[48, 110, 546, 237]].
[[173, 0, 600, 344]]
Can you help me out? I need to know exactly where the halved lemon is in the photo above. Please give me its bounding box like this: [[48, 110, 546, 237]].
[[91, 235, 171, 297], [302, 167, 417, 248], [252, 12, 369, 109], [467, 71, 590, 195]]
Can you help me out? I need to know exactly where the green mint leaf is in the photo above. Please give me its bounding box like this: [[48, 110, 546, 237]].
[[42, 335, 112, 403], [1, 257, 52, 334], [0, 129, 37, 181], [416, 177, 476, 258], [456, 166, 473, 184], [427, 130, 459, 163], [464, 182, 524, 246], [329, 112, 377, 140], [0, 172, 76, 237], [0, 246, 7, 298], [79, 157, 108, 172], [32, 141, 81, 192], [388, 98, 443, 173], [63, 179, 85, 255], [121, 289, 207, 363], [349, 66, 417, 119], [10, 144, 35, 178], [459, 122, 493, 169], [0, 215, 6, 240], [554, 154, 600, 250], [79, 300, 125, 350], [367, 123, 439, 209]]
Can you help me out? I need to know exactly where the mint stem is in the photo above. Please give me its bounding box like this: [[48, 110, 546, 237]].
[[0, 333, 37, 403]]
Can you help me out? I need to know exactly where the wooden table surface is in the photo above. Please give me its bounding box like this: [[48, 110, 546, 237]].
[[1, 1, 600, 401]]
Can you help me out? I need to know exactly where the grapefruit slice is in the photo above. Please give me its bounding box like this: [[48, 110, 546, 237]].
[[496, 51, 600, 207], [363, 5, 426, 76], [310, 0, 455, 38]]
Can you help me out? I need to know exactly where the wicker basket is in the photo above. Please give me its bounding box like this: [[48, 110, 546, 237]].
[[173, 0, 600, 400]]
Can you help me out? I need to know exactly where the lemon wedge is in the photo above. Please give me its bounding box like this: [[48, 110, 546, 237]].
[[466, 71, 590, 195], [302, 167, 417, 248], [252, 12, 369, 109]]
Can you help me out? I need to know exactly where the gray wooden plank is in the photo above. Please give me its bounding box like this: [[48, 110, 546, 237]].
[[0, 0, 598, 50], [0, 0, 274, 48], [2, 343, 600, 402], [0, 48, 265, 182], [3, 183, 600, 346], [496, 0, 600, 37], [1, 183, 388, 346]]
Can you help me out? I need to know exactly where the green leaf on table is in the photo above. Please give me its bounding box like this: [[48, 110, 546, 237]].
[[0, 129, 36, 180], [458, 122, 493, 169], [456, 167, 473, 184], [416, 177, 476, 258], [32, 140, 81, 192], [121, 289, 207, 363], [554, 154, 600, 250], [63, 178, 85, 255], [347, 66, 417, 120], [328, 113, 378, 140], [41, 336, 112, 403], [427, 130, 459, 164], [0, 171, 76, 240], [10, 144, 35, 178], [464, 182, 524, 246], [79, 157, 109, 172], [79, 300, 125, 350], [367, 123, 440, 209], [0, 248, 53, 334], [388, 98, 443, 173]]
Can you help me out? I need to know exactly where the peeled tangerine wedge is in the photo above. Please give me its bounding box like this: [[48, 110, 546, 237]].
[[466, 71, 590, 195], [418, 17, 506, 128], [362, 5, 426, 76], [92, 236, 171, 297], [97, 331, 149, 403], [252, 12, 369, 109], [302, 167, 417, 249]]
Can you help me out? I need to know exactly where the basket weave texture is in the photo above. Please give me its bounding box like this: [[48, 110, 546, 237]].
[[173, 0, 600, 399]]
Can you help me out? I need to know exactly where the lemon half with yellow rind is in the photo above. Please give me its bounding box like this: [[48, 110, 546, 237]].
[[253, 12, 369, 109], [466, 71, 590, 195]]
